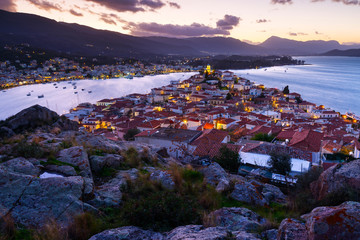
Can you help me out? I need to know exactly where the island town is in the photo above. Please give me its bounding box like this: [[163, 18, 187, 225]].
[[65, 65, 360, 183]]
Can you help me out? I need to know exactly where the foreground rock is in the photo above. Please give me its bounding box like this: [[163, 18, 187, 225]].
[[88, 169, 138, 208], [302, 201, 360, 240], [57, 146, 92, 179], [0, 165, 92, 228], [277, 218, 308, 240], [89, 154, 124, 174], [89, 226, 165, 240], [199, 163, 230, 193], [167, 225, 260, 240], [206, 207, 265, 232], [1, 157, 40, 176], [311, 160, 360, 200], [230, 179, 267, 206]]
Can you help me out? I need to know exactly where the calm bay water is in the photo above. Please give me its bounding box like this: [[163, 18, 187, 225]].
[[0, 56, 359, 120], [0, 72, 194, 120], [232, 56, 360, 115]]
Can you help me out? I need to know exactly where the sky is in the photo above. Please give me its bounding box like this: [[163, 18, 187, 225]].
[[1, 0, 360, 44]]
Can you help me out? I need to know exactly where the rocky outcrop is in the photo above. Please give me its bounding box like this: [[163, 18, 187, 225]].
[[44, 165, 77, 176], [57, 146, 92, 179], [277, 218, 308, 240], [6, 105, 59, 130], [206, 207, 265, 232], [147, 167, 175, 190], [88, 169, 138, 208], [89, 154, 123, 173], [230, 179, 267, 206], [310, 160, 360, 200], [302, 201, 360, 240], [261, 184, 286, 204], [1, 157, 40, 176], [167, 225, 260, 240], [75, 134, 123, 152], [199, 162, 230, 193], [0, 165, 91, 228], [89, 226, 165, 240]]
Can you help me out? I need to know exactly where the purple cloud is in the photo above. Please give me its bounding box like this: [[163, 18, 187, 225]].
[[69, 9, 83, 17], [0, 0, 16, 11], [27, 0, 63, 12], [126, 22, 229, 37], [85, 0, 166, 12], [99, 13, 125, 25], [168, 1, 180, 8], [272, 0, 293, 4], [288, 32, 308, 36], [216, 15, 241, 30], [256, 19, 270, 23]]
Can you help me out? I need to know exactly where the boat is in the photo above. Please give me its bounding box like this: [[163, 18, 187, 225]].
[[74, 92, 78, 94], [134, 73, 144, 77], [38, 94, 44, 98], [88, 91, 92, 93], [63, 87, 66, 89], [55, 86, 58, 88], [81, 89, 85, 91], [26, 93, 31, 96], [73, 86, 77, 89]]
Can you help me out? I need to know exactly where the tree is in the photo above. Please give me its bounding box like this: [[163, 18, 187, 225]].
[[283, 85, 289, 94], [214, 145, 241, 173], [268, 152, 292, 176], [251, 133, 275, 142], [124, 128, 140, 141]]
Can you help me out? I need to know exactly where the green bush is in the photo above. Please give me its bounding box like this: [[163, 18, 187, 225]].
[[12, 142, 44, 158]]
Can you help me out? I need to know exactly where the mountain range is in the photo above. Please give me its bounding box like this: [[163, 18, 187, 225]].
[[0, 9, 359, 58]]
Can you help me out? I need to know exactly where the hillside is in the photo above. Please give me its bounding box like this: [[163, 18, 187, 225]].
[[321, 48, 360, 57]]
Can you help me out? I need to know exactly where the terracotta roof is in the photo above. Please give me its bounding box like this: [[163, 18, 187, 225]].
[[288, 129, 324, 152]]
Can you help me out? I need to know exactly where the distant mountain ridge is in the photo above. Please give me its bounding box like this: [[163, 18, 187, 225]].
[[0, 10, 359, 57], [321, 48, 360, 57]]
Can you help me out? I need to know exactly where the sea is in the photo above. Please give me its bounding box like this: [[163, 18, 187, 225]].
[[0, 56, 359, 120], [0, 72, 194, 120], [231, 56, 360, 116]]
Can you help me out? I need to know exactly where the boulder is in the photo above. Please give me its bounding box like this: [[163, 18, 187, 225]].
[[0, 165, 89, 228], [88, 169, 138, 208], [261, 184, 286, 204], [57, 146, 92, 179], [147, 167, 175, 190], [261, 229, 278, 240], [75, 134, 124, 152], [206, 207, 265, 232], [277, 218, 308, 240], [0, 126, 15, 138], [310, 160, 360, 200], [230, 179, 267, 206], [199, 163, 230, 192], [1, 157, 40, 176], [89, 154, 123, 173], [89, 226, 165, 240], [166, 225, 233, 240], [4, 105, 59, 132], [301, 201, 360, 240], [44, 164, 77, 176]]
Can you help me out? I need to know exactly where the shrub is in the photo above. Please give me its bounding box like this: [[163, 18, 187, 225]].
[[12, 141, 44, 158], [251, 133, 275, 142], [68, 213, 101, 240]]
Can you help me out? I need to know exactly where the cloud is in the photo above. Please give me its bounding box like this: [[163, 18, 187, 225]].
[[0, 0, 16, 11], [315, 31, 322, 35], [311, 0, 360, 4], [99, 13, 125, 25], [168, 1, 180, 8], [125, 22, 230, 37], [256, 19, 270, 23], [27, 0, 63, 12], [216, 14, 241, 30], [271, 0, 293, 4], [85, 0, 166, 12], [288, 32, 308, 36], [69, 9, 83, 17]]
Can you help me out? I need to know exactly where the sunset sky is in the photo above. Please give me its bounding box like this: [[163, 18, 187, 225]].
[[1, 0, 359, 44]]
